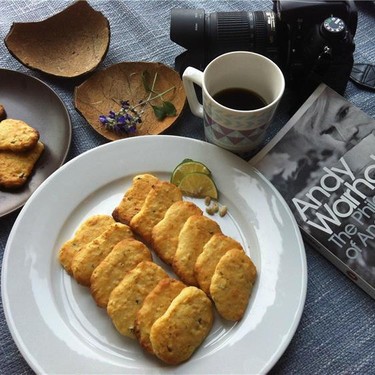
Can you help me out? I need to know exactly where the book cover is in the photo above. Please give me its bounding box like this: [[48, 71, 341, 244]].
[[250, 83, 375, 299]]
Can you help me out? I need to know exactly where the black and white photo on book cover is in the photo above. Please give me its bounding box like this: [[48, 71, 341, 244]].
[[250, 83, 375, 298]]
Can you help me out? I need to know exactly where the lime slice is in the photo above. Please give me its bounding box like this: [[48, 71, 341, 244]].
[[178, 172, 218, 199], [171, 160, 211, 186]]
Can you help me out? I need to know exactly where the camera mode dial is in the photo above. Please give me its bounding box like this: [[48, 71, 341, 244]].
[[321, 17, 346, 40]]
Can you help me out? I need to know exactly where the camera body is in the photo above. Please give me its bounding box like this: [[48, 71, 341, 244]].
[[170, 0, 357, 98]]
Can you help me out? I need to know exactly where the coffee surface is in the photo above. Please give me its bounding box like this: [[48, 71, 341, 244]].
[[213, 88, 266, 110]]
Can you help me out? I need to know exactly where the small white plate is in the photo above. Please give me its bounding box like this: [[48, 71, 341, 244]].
[[2, 136, 307, 374]]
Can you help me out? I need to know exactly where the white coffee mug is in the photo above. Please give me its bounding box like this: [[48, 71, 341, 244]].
[[182, 51, 285, 155]]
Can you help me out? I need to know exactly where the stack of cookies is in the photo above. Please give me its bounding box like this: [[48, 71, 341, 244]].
[[0, 106, 44, 189], [58, 174, 257, 365]]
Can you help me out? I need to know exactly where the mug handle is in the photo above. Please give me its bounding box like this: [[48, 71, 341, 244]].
[[182, 67, 204, 118]]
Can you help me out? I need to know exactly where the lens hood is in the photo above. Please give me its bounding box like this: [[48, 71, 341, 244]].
[[170, 9, 205, 51]]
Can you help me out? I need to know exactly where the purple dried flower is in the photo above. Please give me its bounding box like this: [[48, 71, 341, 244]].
[[99, 100, 142, 135], [117, 115, 126, 124], [98, 70, 177, 135], [99, 115, 107, 124], [121, 100, 130, 109]]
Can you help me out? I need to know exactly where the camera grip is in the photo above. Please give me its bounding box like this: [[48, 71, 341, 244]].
[[182, 67, 204, 118]]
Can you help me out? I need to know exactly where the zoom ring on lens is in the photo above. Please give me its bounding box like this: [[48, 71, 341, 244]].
[[216, 12, 252, 50], [254, 11, 268, 54]]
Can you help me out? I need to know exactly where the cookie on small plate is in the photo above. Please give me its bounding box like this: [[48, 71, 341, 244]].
[[0, 119, 39, 152], [0, 104, 6, 120], [0, 140, 44, 189]]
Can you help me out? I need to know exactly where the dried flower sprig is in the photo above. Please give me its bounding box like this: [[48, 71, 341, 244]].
[[99, 100, 141, 135], [99, 70, 177, 135]]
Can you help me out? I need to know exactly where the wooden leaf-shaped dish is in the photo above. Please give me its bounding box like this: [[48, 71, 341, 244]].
[[74, 62, 186, 140], [4, 1, 110, 78]]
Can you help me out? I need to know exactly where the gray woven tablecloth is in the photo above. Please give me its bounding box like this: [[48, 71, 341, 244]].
[[1, 1, 374, 374]]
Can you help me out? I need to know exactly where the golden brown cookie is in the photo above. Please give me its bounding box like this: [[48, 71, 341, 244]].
[[112, 174, 159, 224], [134, 278, 186, 354], [58, 215, 115, 274], [107, 261, 169, 339], [151, 201, 203, 265], [210, 248, 257, 321], [150, 286, 214, 365], [0, 105, 6, 120], [0, 119, 39, 152], [90, 238, 152, 308], [172, 215, 221, 286], [0, 140, 44, 189], [130, 180, 183, 243], [194, 233, 244, 295], [71, 222, 134, 286]]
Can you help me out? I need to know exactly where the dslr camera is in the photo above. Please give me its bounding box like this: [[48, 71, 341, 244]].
[[170, 0, 357, 98]]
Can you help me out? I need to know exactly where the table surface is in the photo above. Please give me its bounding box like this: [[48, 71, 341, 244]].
[[1, 1, 374, 374]]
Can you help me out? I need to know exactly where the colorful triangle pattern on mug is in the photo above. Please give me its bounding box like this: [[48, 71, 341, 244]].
[[204, 112, 268, 146]]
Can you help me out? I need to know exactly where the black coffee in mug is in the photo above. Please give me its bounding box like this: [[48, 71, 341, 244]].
[[213, 87, 266, 110]]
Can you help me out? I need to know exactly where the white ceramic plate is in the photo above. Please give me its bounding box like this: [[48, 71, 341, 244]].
[[2, 136, 307, 374]]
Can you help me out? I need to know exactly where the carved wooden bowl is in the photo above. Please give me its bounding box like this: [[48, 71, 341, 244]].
[[74, 61, 186, 141], [4, 1, 110, 78]]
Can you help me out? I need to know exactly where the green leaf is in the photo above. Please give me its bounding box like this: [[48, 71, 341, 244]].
[[152, 105, 167, 120], [141, 70, 152, 92], [163, 101, 177, 116]]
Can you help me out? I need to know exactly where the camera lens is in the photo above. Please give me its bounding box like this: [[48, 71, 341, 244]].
[[205, 11, 278, 64], [170, 9, 206, 51], [170, 9, 279, 72]]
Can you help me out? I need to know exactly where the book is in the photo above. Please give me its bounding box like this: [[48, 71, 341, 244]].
[[250, 83, 375, 299]]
